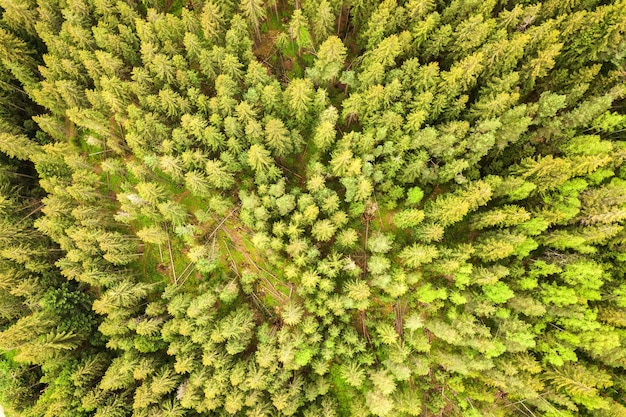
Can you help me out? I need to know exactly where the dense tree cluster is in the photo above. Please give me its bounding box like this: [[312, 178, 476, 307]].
[[1, 0, 626, 416]]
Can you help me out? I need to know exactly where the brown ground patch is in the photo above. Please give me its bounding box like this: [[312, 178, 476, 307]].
[[254, 29, 280, 61]]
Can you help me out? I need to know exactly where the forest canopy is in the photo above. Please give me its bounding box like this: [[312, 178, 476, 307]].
[[1, 0, 626, 416]]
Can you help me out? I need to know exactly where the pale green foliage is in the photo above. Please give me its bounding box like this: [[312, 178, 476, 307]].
[[336, 228, 359, 248], [0, 133, 42, 160], [376, 323, 399, 345], [311, 219, 336, 242], [367, 233, 393, 253], [341, 361, 365, 387], [264, 118, 291, 156], [284, 78, 314, 122], [393, 209, 425, 228], [247, 144, 273, 172], [2, 2, 626, 417], [399, 244, 439, 268], [344, 279, 370, 310], [313, 106, 338, 151], [311, 36, 347, 82], [281, 302, 304, 325], [137, 226, 168, 245], [239, 0, 266, 37]]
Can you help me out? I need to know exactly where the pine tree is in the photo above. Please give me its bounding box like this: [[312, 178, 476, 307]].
[[288, 9, 309, 57], [310, 36, 346, 83], [0, 133, 42, 160], [264, 118, 291, 157], [284, 78, 314, 123], [312, 0, 335, 42], [184, 171, 211, 197], [239, 0, 266, 41], [311, 219, 336, 242], [247, 143, 274, 173], [312, 106, 338, 152]]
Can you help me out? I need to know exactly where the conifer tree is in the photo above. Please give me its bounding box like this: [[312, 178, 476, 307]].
[[1, 1, 626, 415], [239, 0, 266, 41]]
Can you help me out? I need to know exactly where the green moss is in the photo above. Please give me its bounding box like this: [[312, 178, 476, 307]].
[[329, 364, 354, 417]]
